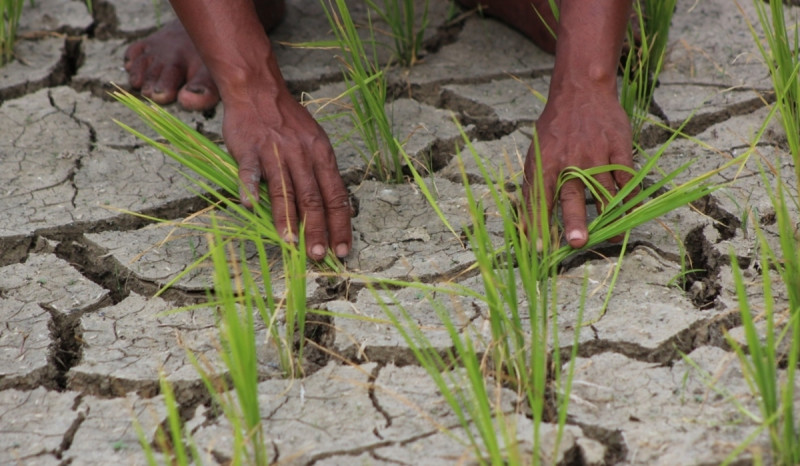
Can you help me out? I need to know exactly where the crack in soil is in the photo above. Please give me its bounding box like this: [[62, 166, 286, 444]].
[[305, 440, 396, 465], [571, 422, 628, 465], [561, 309, 741, 366], [0, 41, 69, 104], [367, 363, 392, 437], [690, 195, 741, 242], [681, 225, 725, 310], [640, 88, 774, 150], [41, 294, 110, 392], [55, 402, 88, 460]]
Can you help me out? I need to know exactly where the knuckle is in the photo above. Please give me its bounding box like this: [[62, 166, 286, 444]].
[[325, 192, 352, 213], [559, 185, 584, 202], [297, 190, 324, 210]]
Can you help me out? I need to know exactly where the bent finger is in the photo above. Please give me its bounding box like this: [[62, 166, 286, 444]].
[[592, 171, 624, 243]]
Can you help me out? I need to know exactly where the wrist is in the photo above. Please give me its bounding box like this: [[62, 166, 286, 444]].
[[549, 65, 618, 102], [208, 40, 287, 104]]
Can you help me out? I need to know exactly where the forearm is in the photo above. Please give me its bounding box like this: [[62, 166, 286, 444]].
[[550, 0, 632, 96], [168, 0, 285, 103]]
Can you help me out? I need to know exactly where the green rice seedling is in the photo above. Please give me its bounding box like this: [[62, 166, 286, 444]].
[[370, 133, 585, 464], [321, 0, 403, 183], [729, 2, 800, 462], [744, 0, 800, 175], [724, 209, 799, 465], [204, 222, 269, 464], [140, 373, 201, 466], [1, 0, 25, 66], [157, 374, 190, 464], [365, 0, 429, 67], [1, 0, 94, 66], [113, 87, 324, 378], [134, 220, 309, 465], [620, 0, 677, 141], [380, 106, 752, 460]]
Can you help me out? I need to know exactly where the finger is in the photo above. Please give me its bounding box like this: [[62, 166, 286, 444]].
[[592, 171, 623, 243], [559, 178, 588, 248], [262, 145, 300, 250], [614, 161, 639, 210], [609, 133, 638, 209], [287, 150, 328, 262], [592, 171, 618, 213], [236, 151, 261, 209], [313, 141, 352, 258]]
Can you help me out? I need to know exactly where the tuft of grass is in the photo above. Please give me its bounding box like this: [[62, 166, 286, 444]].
[[321, 0, 403, 183], [370, 134, 582, 463], [366, 0, 430, 67], [1, 0, 25, 66], [378, 101, 750, 459], [1, 0, 93, 66], [620, 0, 677, 141], [722, 167, 800, 464], [725, 1, 800, 462], [203, 222, 270, 464], [135, 218, 312, 465]]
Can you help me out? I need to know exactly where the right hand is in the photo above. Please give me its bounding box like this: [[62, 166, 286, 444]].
[[222, 87, 353, 261]]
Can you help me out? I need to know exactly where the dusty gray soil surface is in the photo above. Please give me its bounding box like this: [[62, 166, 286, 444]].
[[1, 0, 798, 464]]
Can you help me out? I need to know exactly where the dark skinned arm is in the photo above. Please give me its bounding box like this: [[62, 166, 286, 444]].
[[168, 0, 352, 261], [525, 0, 634, 248]]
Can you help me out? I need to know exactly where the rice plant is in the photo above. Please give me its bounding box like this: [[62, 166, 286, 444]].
[[136, 228, 280, 466], [321, 0, 404, 183], [725, 1, 800, 462], [1, 0, 25, 66], [1, 0, 94, 66], [620, 0, 677, 141], [724, 215, 800, 465], [365, 0, 430, 66], [369, 133, 581, 463], [368, 108, 746, 461]]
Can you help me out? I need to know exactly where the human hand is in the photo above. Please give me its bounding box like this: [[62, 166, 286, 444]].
[[523, 87, 634, 249], [222, 88, 352, 261]]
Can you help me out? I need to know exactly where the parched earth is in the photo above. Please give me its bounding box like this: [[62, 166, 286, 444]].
[[1, 0, 798, 464]]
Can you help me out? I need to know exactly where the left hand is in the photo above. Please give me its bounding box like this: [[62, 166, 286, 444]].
[[523, 85, 634, 248]]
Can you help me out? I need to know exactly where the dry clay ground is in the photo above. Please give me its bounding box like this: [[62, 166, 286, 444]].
[[1, 0, 799, 464]]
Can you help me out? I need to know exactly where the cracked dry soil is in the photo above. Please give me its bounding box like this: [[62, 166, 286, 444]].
[[1, 0, 799, 464]]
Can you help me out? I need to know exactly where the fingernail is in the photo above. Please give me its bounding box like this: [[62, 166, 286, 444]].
[[566, 229, 586, 244], [282, 231, 297, 243], [311, 244, 326, 257], [153, 86, 163, 94], [335, 243, 349, 258], [186, 85, 206, 94]]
